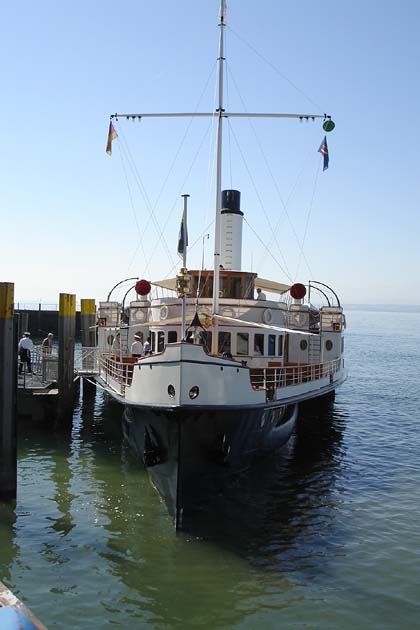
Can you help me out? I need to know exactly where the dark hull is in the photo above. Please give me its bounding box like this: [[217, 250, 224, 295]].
[[122, 402, 297, 528]]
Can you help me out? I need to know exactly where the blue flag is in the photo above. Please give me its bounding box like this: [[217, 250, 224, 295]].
[[318, 136, 329, 171], [177, 209, 188, 258]]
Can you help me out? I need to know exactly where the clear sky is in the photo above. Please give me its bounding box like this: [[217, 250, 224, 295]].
[[1, 0, 419, 306]]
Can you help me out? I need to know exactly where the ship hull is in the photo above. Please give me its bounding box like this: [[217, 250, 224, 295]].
[[122, 401, 298, 528]]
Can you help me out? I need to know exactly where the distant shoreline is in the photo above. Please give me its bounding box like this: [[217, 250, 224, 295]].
[[343, 304, 420, 313]]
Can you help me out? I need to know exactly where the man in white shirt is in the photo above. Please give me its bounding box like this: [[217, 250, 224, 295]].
[[131, 334, 144, 358], [256, 288, 267, 300], [18, 332, 34, 374]]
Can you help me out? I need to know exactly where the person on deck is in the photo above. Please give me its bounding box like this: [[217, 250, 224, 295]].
[[143, 337, 151, 355], [256, 288, 267, 300], [18, 332, 34, 374], [131, 334, 144, 358]]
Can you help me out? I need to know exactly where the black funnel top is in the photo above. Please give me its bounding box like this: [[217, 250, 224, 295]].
[[221, 189, 243, 216]]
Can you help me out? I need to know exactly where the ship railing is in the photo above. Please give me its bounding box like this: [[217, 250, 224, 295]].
[[97, 352, 136, 396], [250, 358, 342, 397]]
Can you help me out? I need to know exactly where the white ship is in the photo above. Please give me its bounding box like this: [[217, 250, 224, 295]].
[[91, 1, 346, 528]]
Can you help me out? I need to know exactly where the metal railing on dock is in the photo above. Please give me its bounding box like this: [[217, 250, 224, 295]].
[[18, 345, 58, 389]]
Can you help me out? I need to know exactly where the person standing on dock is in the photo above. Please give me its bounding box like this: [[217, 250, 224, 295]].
[[42, 332, 54, 354], [131, 334, 144, 358], [18, 332, 34, 374]]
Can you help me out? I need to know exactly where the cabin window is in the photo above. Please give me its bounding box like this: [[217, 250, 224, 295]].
[[325, 339, 333, 351], [220, 276, 228, 298], [168, 331, 177, 343], [237, 332, 249, 355], [151, 331, 156, 352], [254, 334, 264, 356], [300, 339, 308, 351], [278, 335, 283, 356], [231, 277, 242, 298], [268, 335, 276, 356], [244, 276, 254, 299], [199, 331, 212, 353], [157, 331, 165, 352], [218, 332, 231, 354]]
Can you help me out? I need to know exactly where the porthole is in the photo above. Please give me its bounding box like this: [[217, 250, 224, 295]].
[[131, 308, 146, 323], [160, 305, 169, 320], [262, 308, 273, 324], [300, 339, 308, 351], [325, 340, 333, 351], [168, 384, 175, 398], [189, 386, 199, 399], [107, 334, 114, 345]]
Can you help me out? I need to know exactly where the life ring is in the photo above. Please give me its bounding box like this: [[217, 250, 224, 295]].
[[222, 306, 235, 319], [262, 308, 273, 324], [160, 305, 169, 320], [131, 308, 146, 323], [292, 312, 305, 326]]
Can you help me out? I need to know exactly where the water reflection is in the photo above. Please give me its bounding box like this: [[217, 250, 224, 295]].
[[179, 400, 348, 559], [1, 388, 349, 628]]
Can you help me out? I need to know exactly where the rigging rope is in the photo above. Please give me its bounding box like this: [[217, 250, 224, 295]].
[[117, 61, 218, 278], [294, 159, 321, 280], [228, 121, 293, 281], [227, 25, 324, 113], [117, 144, 152, 278], [243, 217, 291, 280], [226, 64, 314, 279], [117, 126, 176, 269]]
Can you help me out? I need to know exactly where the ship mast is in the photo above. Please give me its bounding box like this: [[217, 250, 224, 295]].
[[109, 0, 333, 357], [211, 0, 227, 355]]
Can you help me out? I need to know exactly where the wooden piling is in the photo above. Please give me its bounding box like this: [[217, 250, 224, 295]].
[[81, 299, 97, 394], [58, 293, 76, 418], [0, 282, 17, 500], [81, 299, 96, 347]]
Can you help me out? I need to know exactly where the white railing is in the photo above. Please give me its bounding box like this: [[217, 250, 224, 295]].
[[32, 345, 58, 382], [75, 347, 100, 373], [98, 352, 137, 395], [250, 358, 342, 393]]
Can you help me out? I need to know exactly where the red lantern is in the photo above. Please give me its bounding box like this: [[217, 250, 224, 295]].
[[290, 283, 306, 300], [135, 279, 151, 296]]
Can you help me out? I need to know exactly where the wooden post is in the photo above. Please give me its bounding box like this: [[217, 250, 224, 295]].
[[81, 298, 97, 394], [81, 299, 96, 347], [0, 282, 17, 500], [58, 293, 76, 418]]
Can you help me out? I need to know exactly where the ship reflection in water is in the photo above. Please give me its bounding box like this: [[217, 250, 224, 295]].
[[173, 399, 347, 552], [118, 393, 347, 556], [3, 390, 347, 628]]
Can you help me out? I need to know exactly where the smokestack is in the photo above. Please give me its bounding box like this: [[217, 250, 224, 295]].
[[220, 190, 243, 270]]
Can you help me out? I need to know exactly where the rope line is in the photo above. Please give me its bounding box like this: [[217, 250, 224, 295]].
[[226, 64, 313, 278], [228, 122, 292, 281], [294, 159, 321, 280], [227, 25, 324, 113]]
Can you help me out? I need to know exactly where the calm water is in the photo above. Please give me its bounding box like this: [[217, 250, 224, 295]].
[[1, 309, 420, 629]]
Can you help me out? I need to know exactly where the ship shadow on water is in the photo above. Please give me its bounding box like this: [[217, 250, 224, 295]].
[[178, 399, 348, 564]]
